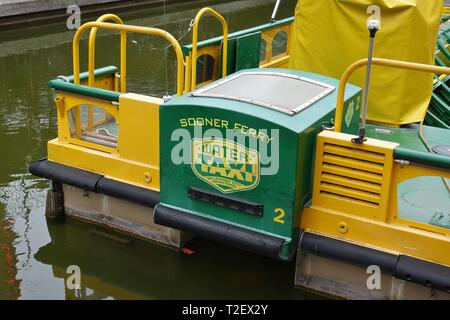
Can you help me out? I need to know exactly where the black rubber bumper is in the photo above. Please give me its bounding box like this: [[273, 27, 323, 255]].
[[300, 231, 450, 293], [154, 204, 285, 260], [29, 159, 159, 208]]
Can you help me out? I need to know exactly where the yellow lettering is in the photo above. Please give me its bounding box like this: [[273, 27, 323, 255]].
[[222, 120, 229, 129], [209, 166, 227, 177], [188, 118, 196, 126], [227, 168, 244, 181], [274, 208, 285, 224], [205, 118, 213, 127], [196, 118, 204, 126]]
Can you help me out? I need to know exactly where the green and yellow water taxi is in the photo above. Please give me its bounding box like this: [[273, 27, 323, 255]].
[[29, 0, 450, 299]]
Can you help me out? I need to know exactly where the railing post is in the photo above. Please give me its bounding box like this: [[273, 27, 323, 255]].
[[73, 21, 185, 96], [191, 8, 228, 91]]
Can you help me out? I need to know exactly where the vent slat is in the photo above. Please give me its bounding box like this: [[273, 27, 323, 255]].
[[321, 173, 381, 194], [320, 191, 379, 208], [323, 144, 385, 164], [320, 182, 381, 204], [322, 163, 383, 184], [317, 142, 388, 208], [323, 153, 384, 174]]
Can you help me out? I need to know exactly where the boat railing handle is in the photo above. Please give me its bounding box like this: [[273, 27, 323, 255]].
[[191, 7, 228, 91], [73, 21, 185, 96], [334, 58, 450, 132], [88, 14, 126, 93]]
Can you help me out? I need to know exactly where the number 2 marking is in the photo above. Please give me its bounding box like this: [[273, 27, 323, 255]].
[[274, 208, 285, 224]]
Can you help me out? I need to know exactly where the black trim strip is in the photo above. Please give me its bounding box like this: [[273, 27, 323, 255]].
[[29, 159, 159, 208], [188, 186, 263, 217], [300, 231, 450, 292], [154, 204, 284, 259]]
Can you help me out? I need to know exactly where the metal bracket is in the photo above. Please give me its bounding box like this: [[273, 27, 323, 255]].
[[394, 159, 410, 166]]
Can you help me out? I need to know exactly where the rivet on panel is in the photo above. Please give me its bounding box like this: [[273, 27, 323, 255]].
[[144, 173, 152, 183], [338, 222, 348, 234]]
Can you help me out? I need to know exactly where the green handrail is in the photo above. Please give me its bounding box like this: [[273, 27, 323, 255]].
[[394, 147, 450, 170], [182, 16, 294, 55], [48, 80, 120, 102]]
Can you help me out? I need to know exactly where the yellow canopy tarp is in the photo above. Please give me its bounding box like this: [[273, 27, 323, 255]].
[[290, 0, 443, 126]]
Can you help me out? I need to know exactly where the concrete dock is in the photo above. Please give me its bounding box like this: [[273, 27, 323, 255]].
[[0, 0, 120, 18], [0, 0, 188, 29]]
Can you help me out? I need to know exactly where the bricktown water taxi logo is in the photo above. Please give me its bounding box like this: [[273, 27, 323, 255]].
[[191, 138, 260, 193]]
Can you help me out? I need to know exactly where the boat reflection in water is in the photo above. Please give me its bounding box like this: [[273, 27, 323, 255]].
[[35, 218, 314, 300]]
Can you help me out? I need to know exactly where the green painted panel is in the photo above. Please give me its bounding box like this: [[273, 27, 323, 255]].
[[366, 123, 450, 152], [220, 37, 237, 76], [235, 32, 261, 71], [160, 68, 361, 260]]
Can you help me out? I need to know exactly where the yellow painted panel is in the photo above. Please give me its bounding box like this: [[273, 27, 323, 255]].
[[80, 73, 117, 91], [118, 93, 162, 167], [48, 139, 160, 191], [322, 163, 383, 184], [320, 182, 380, 203], [322, 154, 384, 174], [323, 144, 385, 164], [260, 55, 290, 69], [321, 173, 382, 193], [320, 192, 379, 209], [301, 207, 450, 267], [311, 131, 398, 221]]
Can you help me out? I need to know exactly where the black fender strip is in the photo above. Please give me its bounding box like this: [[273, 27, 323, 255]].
[[29, 159, 159, 208], [29, 158, 102, 190], [300, 231, 398, 273], [96, 178, 159, 208], [300, 231, 450, 292], [154, 204, 285, 260], [395, 255, 450, 291]]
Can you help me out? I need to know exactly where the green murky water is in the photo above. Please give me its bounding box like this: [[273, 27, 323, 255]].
[[0, 0, 317, 300]]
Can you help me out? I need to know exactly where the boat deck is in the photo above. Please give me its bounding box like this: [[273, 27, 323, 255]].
[[366, 124, 450, 230]]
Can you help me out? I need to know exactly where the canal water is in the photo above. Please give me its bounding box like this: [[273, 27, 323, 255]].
[[0, 0, 319, 300]]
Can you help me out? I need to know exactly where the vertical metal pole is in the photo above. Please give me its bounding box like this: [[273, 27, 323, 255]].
[[271, 0, 282, 22], [353, 20, 379, 144]]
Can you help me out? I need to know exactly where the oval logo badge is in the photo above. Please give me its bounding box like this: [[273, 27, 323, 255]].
[[191, 138, 260, 194]]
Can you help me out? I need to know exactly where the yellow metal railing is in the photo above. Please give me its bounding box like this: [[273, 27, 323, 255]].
[[334, 58, 450, 132], [88, 14, 126, 92], [73, 21, 185, 96], [191, 7, 228, 90], [86, 14, 125, 132]]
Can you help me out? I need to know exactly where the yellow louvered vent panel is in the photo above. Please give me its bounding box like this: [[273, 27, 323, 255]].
[[311, 131, 398, 221], [320, 143, 385, 207]]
